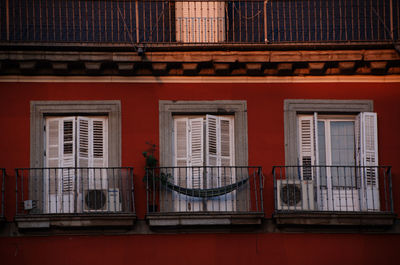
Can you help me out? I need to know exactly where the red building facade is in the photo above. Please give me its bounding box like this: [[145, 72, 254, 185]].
[[1, 1, 400, 265]]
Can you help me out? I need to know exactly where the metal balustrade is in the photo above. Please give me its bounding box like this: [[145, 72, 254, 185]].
[[145, 166, 263, 214], [1, 0, 397, 46], [273, 165, 393, 213], [15, 167, 135, 215], [0, 169, 5, 219]]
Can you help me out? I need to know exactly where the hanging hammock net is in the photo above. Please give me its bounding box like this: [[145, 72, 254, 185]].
[[152, 172, 249, 198]]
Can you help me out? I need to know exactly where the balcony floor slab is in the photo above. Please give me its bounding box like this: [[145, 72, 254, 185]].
[[15, 213, 137, 229], [273, 211, 396, 227], [146, 212, 264, 227]]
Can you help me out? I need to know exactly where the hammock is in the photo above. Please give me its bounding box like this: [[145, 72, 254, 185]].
[[158, 173, 249, 198]]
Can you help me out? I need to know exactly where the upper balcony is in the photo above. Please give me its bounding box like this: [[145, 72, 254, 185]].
[[145, 166, 264, 226], [272, 165, 396, 226], [1, 1, 399, 77], [14, 167, 136, 229], [1, 0, 398, 49]]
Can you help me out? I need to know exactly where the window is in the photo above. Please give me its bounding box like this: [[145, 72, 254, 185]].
[[298, 113, 378, 211], [159, 100, 247, 167], [31, 101, 121, 168], [158, 101, 249, 213], [29, 101, 123, 215], [174, 115, 234, 169], [175, 1, 225, 43], [284, 100, 380, 212], [173, 114, 235, 211], [45, 116, 108, 213]]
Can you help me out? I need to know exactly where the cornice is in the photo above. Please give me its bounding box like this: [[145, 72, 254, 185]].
[[1, 49, 399, 76]]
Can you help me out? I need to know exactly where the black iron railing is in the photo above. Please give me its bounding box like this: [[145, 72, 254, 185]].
[[15, 167, 134, 215], [145, 166, 263, 214], [1, 0, 398, 46], [272, 165, 393, 213], [0, 168, 5, 218]]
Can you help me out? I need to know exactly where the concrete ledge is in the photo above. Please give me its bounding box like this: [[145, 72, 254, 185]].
[[146, 212, 264, 227], [273, 212, 396, 226], [15, 214, 136, 229]]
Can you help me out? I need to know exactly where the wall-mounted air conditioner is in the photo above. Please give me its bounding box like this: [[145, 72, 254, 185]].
[[83, 189, 121, 212], [276, 179, 314, 211]]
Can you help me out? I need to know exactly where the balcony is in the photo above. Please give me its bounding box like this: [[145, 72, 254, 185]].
[[1, 1, 399, 77], [145, 166, 264, 226], [1, 0, 397, 47], [272, 165, 396, 226], [15, 167, 136, 229]]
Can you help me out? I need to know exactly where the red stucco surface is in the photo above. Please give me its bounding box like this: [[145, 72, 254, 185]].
[[0, 233, 400, 265], [0, 82, 399, 265]]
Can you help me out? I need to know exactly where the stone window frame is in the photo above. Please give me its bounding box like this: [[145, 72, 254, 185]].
[[284, 99, 373, 166], [159, 100, 248, 167], [30, 100, 121, 168]]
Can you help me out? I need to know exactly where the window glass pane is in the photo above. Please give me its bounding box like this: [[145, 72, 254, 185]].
[[330, 121, 355, 187]]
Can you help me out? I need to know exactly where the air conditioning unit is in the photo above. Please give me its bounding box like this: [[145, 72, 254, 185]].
[[83, 189, 121, 212], [276, 179, 314, 211]]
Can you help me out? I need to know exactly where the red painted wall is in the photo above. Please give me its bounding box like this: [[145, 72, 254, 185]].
[[0, 233, 400, 265], [0, 82, 400, 265]]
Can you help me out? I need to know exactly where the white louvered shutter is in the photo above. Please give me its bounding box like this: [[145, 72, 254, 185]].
[[77, 117, 108, 191], [206, 114, 219, 189], [91, 117, 108, 168], [174, 117, 189, 188], [45, 117, 76, 213], [219, 116, 234, 186], [61, 118, 76, 193], [188, 117, 204, 189], [359, 112, 380, 211], [355, 114, 362, 187], [206, 115, 235, 211], [77, 117, 89, 169], [206, 115, 235, 186], [174, 117, 204, 212], [298, 115, 315, 180], [46, 117, 61, 196], [77, 117, 108, 168], [175, 1, 225, 43]]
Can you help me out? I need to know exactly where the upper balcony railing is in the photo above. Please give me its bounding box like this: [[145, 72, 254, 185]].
[[15, 167, 135, 216], [272, 165, 393, 213], [1, 0, 398, 47], [145, 166, 264, 214]]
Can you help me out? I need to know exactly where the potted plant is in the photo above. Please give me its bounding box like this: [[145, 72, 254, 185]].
[[142, 142, 158, 212]]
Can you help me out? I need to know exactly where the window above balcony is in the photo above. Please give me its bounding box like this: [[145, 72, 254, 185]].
[[274, 99, 396, 226], [147, 100, 263, 227], [14, 100, 136, 231]]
